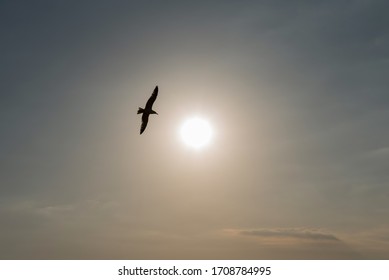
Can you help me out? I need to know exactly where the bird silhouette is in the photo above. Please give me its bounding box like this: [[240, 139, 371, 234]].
[[137, 86, 158, 134]]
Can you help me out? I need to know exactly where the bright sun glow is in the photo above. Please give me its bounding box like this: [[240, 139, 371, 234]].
[[180, 117, 213, 149]]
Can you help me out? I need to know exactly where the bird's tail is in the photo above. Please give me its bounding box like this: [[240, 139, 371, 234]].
[[137, 107, 144, 114]]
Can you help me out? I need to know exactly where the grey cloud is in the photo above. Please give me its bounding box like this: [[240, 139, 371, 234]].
[[239, 228, 339, 241], [364, 147, 389, 159]]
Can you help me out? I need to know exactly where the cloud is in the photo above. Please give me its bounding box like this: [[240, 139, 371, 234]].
[[364, 147, 389, 158], [220, 227, 365, 259], [238, 228, 339, 241], [223, 226, 389, 259]]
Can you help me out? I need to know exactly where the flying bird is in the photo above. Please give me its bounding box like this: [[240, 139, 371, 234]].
[[137, 86, 159, 134]]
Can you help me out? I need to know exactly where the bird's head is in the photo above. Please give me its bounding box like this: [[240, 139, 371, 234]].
[[151, 110, 158, 115]]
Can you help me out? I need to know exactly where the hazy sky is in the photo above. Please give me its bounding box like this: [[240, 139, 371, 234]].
[[1, 0, 389, 259]]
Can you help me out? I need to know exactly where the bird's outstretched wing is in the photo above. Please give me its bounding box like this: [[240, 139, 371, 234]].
[[145, 86, 158, 109], [140, 113, 149, 134]]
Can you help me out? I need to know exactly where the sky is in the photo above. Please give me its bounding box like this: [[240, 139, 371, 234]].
[[1, 0, 389, 259]]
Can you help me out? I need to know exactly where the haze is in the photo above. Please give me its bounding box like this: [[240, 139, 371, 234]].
[[1, 1, 389, 259]]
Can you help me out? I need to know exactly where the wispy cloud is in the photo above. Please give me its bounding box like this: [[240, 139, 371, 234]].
[[238, 228, 339, 241], [220, 227, 366, 259], [364, 147, 389, 158]]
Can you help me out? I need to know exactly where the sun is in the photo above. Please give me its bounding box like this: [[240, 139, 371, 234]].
[[180, 117, 213, 149]]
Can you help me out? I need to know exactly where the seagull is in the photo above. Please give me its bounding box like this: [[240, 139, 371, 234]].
[[137, 86, 158, 134]]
